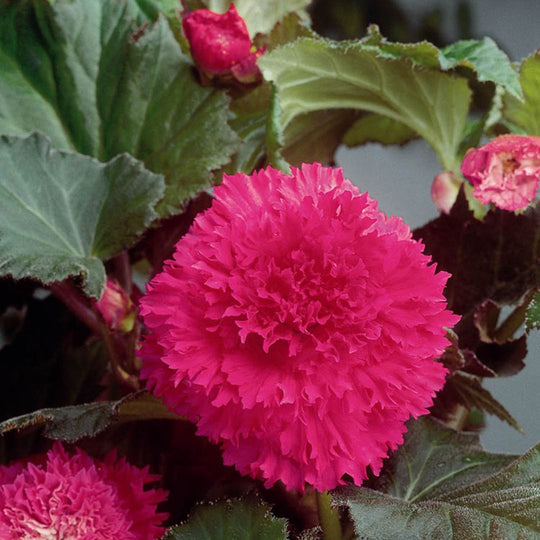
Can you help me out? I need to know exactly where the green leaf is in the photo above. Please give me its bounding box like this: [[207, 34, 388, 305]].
[[283, 109, 362, 166], [503, 52, 540, 135], [336, 428, 540, 540], [259, 36, 471, 171], [0, 133, 164, 297], [343, 114, 417, 147], [439, 38, 522, 100], [194, 0, 310, 37], [526, 290, 540, 332], [363, 26, 521, 100], [224, 84, 272, 175], [0, 0, 239, 215], [0, 391, 180, 442], [369, 417, 516, 503], [162, 496, 288, 540]]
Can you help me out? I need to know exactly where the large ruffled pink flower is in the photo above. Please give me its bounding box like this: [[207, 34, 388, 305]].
[[0, 442, 168, 540], [461, 134, 540, 210], [139, 163, 459, 492]]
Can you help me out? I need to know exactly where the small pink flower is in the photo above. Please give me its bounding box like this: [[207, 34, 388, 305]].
[[139, 163, 459, 492], [94, 279, 136, 332], [182, 3, 265, 83], [461, 135, 540, 211], [431, 171, 460, 213], [0, 443, 168, 540]]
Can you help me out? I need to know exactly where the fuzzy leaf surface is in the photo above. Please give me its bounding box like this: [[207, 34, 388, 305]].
[[438, 38, 521, 99], [0, 133, 164, 297], [369, 417, 515, 503], [0, 0, 238, 215], [162, 496, 288, 539], [503, 52, 540, 135], [336, 430, 539, 540], [363, 27, 520, 99], [259, 36, 471, 171], [0, 391, 179, 442]]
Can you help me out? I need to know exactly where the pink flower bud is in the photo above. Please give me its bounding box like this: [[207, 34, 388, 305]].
[[94, 279, 136, 332], [182, 3, 265, 83], [431, 171, 460, 213], [461, 135, 540, 211]]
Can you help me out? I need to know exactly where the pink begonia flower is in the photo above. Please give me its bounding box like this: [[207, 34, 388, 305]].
[[461, 134, 540, 211], [138, 163, 459, 492], [94, 279, 136, 332], [431, 171, 460, 214], [182, 3, 265, 83], [0, 442, 168, 539]]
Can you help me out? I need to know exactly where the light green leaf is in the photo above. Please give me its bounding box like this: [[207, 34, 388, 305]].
[[336, 437, 540, 540], [259, 37, 471, 171], [343, 114, 417, 147], [503, 52, 540, 135], [439, 38, 522, 99], [0, 133, 164, 297], [0, 0, 239, 215], [364, 26, 521, 100], [162, 496, 288, 540], [0, 391, 180, 442], [283, 109, 361, 165], [196, 0, 310, 37]]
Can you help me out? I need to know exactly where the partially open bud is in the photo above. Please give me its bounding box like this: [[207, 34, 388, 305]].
[[461, 135, 540, 211], [182, 3, 265, 83], [431, 171, 461, 213], [94, 279, 136, 332]]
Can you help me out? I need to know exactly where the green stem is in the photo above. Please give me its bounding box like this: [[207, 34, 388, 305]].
[[316, 491, 342, 540]]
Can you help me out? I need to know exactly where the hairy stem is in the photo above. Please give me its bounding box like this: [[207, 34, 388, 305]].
[[316, 490, 342, 540]]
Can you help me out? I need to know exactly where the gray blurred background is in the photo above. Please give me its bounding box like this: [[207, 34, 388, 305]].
[[309, 0, 539, 453]]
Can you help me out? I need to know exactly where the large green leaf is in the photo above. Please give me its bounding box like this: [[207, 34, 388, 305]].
[[343, 113, 417, 147], [259, 36, 471, 171], [438, 38, 521, 100], [0, 133, 164, 297], [336, 420, 540, 539], [162, 496, 288, 539], [503, 52, 540, 135], [369, 417, 516, 503], [362, 26, 521, 100], [0, 0, 239, 215]]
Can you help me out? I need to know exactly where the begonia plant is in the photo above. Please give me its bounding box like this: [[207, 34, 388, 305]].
[[0, 1, 538, 539]]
